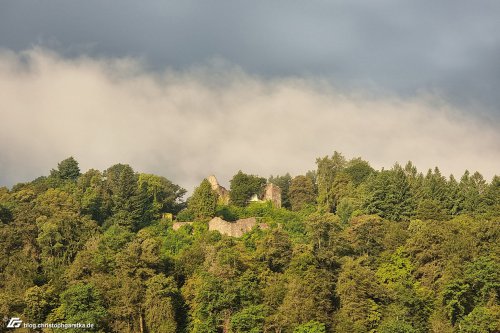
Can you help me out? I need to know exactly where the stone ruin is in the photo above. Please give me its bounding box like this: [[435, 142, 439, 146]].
[[207, 175, 230, 204], [172, 217, 268, 237], [250, 183, 282, 208], [171, 175, 279, 236], [263, 183, 282, 208], [208, 217, 268, 237], [208, 175, 282, 208]]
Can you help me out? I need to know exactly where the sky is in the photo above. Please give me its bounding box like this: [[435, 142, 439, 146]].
[[1, 1, 499, 191]]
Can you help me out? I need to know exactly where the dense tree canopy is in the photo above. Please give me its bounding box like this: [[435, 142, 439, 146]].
[[0, 154, 498, 332], [289, 175, 316, 211], [229, 171, 266, 207]]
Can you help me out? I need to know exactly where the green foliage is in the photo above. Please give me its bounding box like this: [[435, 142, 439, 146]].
[[458, 305, 500, 333], [257, 229, 292, 272], [442, 256, 500, 325], [345, 214, 387, 256], [415, 199, 448, 221], [364, 164, 415, 221], [188, 179, 217, 220], [92, 225, 134, 273], [216, 204, 242, 221], [183, 271, 240, 333], [230, 171, 267, 207], [77, 169, 105, 223], [377, 319, 418, 333], [289, 175, 316, 211], [0, 203, 13, 224], [269, 173, 292, 209], [51, 283, 107, 332], [144, 274, 180, 333], [336, 196, 360, 225], [1, 156, 499, 333], [316, 151, 346, 212], [293, 320, 326, 333], [176, 207, 195, 221], [335, 257, 387, 333], [458, 170, 488, 214], [345, 158, 374, 186], [305, 212, 346, 269], [293, 321, 326, 333], [483, 175, 500, 217], [50, 156, 81, 181], [277, 264, 334, 330], [24, 285, 55, 323], [231, 305, 266, 333], [35, 189, 98, 280], [104, 164, 137, 199], [376, 248, 433, 332], [137, 173, 186, 215]]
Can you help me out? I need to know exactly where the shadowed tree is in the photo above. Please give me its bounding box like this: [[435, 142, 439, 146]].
[[289, 175, 316, 211], [269, 173, 292, 209], [144, 274, 180, 333]]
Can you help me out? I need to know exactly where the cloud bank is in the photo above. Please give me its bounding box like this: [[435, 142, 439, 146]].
[[3, 1, 500, 114], [0, 49, 499, 192]]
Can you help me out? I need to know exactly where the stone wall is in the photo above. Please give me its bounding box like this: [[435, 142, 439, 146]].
[[173, 217, 268, 236], [208, 217, 267, 237]]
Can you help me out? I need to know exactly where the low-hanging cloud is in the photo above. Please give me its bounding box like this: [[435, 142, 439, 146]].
[[0, 48, 499, 192]]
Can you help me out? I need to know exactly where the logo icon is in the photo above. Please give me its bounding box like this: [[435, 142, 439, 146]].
[[6, 317, 22, 328]]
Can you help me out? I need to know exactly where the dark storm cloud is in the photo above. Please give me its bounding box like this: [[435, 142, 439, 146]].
[[1, 1, 500, 114]]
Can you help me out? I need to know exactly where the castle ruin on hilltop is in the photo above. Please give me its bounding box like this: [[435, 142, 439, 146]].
[[264, 183, 282, 208], [172, 175, 280, 237], [208, 175, 282, 208]]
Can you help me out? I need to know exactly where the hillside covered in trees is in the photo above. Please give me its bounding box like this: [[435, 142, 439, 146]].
[[0, 153, 499, 333]]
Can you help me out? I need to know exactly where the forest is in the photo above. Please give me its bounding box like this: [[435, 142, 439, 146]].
[[0, 153, 498, 333]]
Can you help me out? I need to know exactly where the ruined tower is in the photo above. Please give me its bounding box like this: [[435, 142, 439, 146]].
[[263, 183, 282, 208], [207, 175, 230, 204]]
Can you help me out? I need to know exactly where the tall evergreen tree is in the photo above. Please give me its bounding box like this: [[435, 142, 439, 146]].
[[364, 164, 414, 221], [483, 175, 500, 216], [458, 171, 488, 215]]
